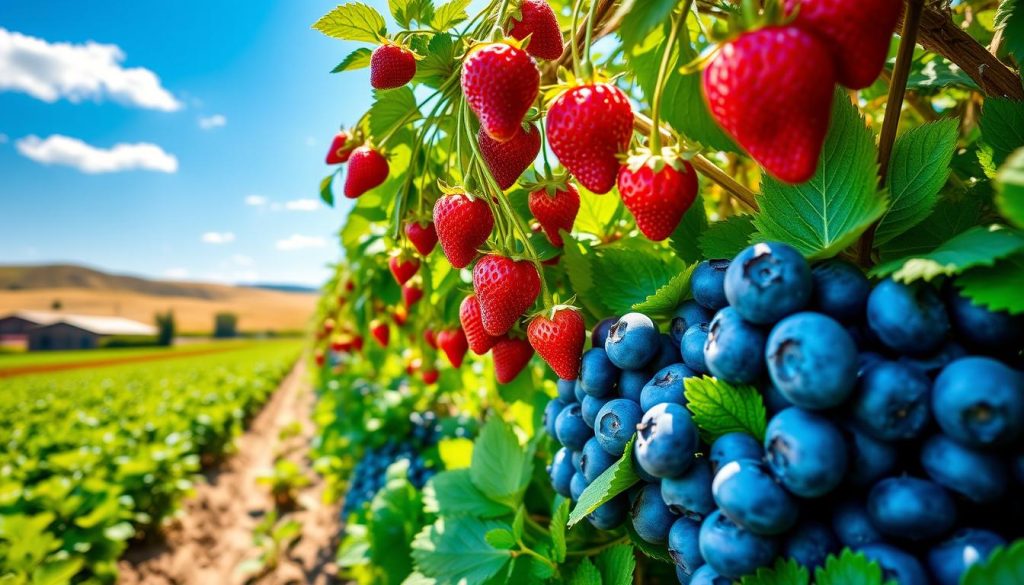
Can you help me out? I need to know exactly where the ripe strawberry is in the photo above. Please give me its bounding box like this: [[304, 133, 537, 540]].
[[461, 43, 540, 142], [492, 335, 535, 383], [528, 183, 579, 247], [437, 328, 469, 368], [460, 295, 500, 354], [344, 146, 390, 198], [314, 349, 326, 367], [424, 328, 438, 349], [422, 368, 440, 385], [703, 26, 836, 184], [617, 149, 699, 241], [472, 254, 541, 336], [352, 335, 364, 351], [402, 283, 423, 307], [433, 192, 494, 268], [527, 307, 585, 380], [370, 43, 417, 90], [546, 83, 633, 194], [345, 280, 355, 292], [370, 320, 389, 346], [405, 220, 438, 256], [330, 338, 346, 352], [506, 0, 564, 61], [389, 255, 420, 285], [784, 0, 899, 90], [479, 123, 541, 190], [326, 131, 356, 164], [323, 318, 336, 335]]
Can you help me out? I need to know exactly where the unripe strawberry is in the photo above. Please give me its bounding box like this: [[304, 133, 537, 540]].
[[461, 43, 540, 142], [370, 44, 417, 90]]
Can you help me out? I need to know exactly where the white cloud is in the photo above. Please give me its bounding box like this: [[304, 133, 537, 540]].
[[198, 114, 226, 130], [244, 194, 268, 207], [164, 267, 189, 279], [201, 231, 235, 244], [284, 198, 320, 212], [230, 254, 254, 266], [0, 27, 181, 111], [15, 134, 178, 173], [276, 234, 326, 251]]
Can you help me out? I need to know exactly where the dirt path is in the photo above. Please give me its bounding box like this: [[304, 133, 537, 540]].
[[118, 360, 342, 585]]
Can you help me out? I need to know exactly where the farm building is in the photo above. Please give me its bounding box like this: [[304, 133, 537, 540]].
[[0, 311, 157, 350]]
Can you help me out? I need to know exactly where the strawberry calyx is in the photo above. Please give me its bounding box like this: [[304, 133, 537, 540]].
[[519, 168, 572, 197], [621, 146, 696, 175]]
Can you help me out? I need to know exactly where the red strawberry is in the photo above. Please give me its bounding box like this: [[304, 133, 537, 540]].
[[370, 320, 389, 346], [389, 255, 420, 285], [370, 44, 417, 90], [437, 328, 469, 368], [461, 43, 540, 142], [528, 183, 579, 247], [492, 335, 535, 383], [405, 220, 439, 256], [526, 307, 585, 380], [352, 335, 364, 351], [326, 131, 356, 164], [703, 26, 836, 184], [315, 349, 326, 366], [479, 123, 541, 190], [460, 295, 500, 354], [546, 83, 633, 194], [424, 328, 438, 349], [402, 283, 423, 307], [433, 192, 494, 268], [617, 150, 699, 241], [344, 146, 389, 198], [472, 254, 541, 336], [422, 368, 440, 385], [345, 280, 355, 292], [506, 0, 564, 61], [323, 318, 336, 335], [784, 0, 899, 90]]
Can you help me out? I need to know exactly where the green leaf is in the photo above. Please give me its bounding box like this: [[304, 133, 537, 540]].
[[631, 263, 697, 317], [957, 254, 1024, 314], [996, 0, 1024, 64], [700, 215, 756, 259], [575, 190, 626, 238], [368, 87, 421, 140], [569, 558, 602, 585], [961, 538, 1024, 585], [617, 0, 678, 52], [423, 469, 512, 518], [470, 418, 532, 508], [740, 558, 810, 585], [875, 119, 959, 246], [670, 195, 710, 264], [484, 528, 516, 549], [907, 54, 979, 91], [684, 376, 768, 443], [389, 0, 434, 28], [414, 34, 456, 89], [549, 497, 570, 563], [591, 243, 686, 316], [431, 0, 471, 30], [331, 47, 374, 73], [624, 521, 674, 563], [752, 89, 889, 259], [562, 235, 610, 320], [511, 507, 525, 541], [411, 517, 512, 585], [313, 3, 387, 43], [877, 195, 983, 262], [31, 559, 84, 585], [320, 173, 336, 206], [980, 98, 1024, 167], [814, 549, 888, 585], [568, 436, 640, 527], [870, 225, 1024, 282], [597, 543, 636, 585], [997, 147, 1024, 229]]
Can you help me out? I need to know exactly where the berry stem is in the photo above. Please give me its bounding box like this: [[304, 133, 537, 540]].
[[569, 0, 585, 76], [580, 0, 600, 80], [491, 0, 513, 38], [649, 2, 691, 152]]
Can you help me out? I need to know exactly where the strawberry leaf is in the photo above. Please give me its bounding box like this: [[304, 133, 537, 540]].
[[596, 543, 636, 585], [960, 538, 1024, 584], [980, 98, 1024, 167], [568, 436, 639, 527], [430, 0, 471, 30], [996, 0, 1024, 64], [631, 262, 697, 318], [814, 549, 890, 585], [331, 47, 374, 73], [739, 558, 810, 585], [389, 0, 435, 29], [957, 253, 1024, 315], [410, 517, 512, 584], [684, 376, 768, 443], [368, 87, 421, 140], [997, 147, 1024, 229], [877, 195, 983, 262], [870, 224, 1024, 283], [590, 242, 686, 316], [700, 215, 756, 259], [313, 3, 387, 43]]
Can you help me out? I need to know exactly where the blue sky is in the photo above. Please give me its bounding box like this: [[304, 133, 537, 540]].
[[0, 0, 394, 286]]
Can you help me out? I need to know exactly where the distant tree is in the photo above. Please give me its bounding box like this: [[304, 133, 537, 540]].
[[51, 299, 62, 310], [155, 310, 176, 346], [214, 312, 239, 338]]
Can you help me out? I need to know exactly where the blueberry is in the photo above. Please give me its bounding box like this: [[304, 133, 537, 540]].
[[668, 517, 706, 579], [868, 477, 956, 540], [588, 494, 628, 530], [635, 402, 700, 478], [898, 340, 967, 377], [764, 408, 847, 498], [680, 324, 710, 374], [632, 450, 659, 483], [782, 520, 839, 570], [556, 378, 576, 402], [630, 482, 679, 544], [724, 242, 812, 325], [858, 544, 930, 585], [842, 423, 898, 487], [947, 288, 1024, 353], [927, 529, 1006, 585], [766, 312, 858, 409], [572, 449, 584, 474], [851, 360, 932, 441], [574, 379, 586, 403], [832, 500, 882, 548], [699, 509, 779, 579], [709, 432, 762, 475], [581, 394, 611, 428], [712, 459, 798, 535], [554, 403, 591, 450], [570, 471, 588, 502], [761, 383, 793, 415], [692, 259, 731, 311], [606, 313, 660, 370], [548, 447, 574, 497], [640, 363, 695, 411], [920, 434, 1007, 503], [867, 278, 950, 354], [662, 458, 714, 520], [580, 348, 620, 397], [810, 259, 870, 323], [704, 307, 766, 384], [689, 565, 731, 585], [595, 398, 643, 456], [649, 334, 684, 372], [933, 356, 1024, 448], [592, 316, 618, 349], [672, 300, 714, 345], [618, 369, 647, 404], [543, 398, 567, 438], [581, 437, 617, 482]]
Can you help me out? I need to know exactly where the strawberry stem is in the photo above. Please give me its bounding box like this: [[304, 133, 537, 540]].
[[580, 0, 600, 80], [569, 0, 585, 76], [649, 2, 691, 152], [492, 0, 513, 38]]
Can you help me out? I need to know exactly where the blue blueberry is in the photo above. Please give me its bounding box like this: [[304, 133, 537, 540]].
[[947, 288, 1024, 353], [649, 334, 684, 372], [671, 300, 714, 345], [588, 494, 628, 530], [640, 363, 695, 411], [842, 423, 898, 487], [630, 482, 679, 544], [618, 369, 647, 403], [570, 471, 588, 502], [680, 324, 710, 374], [574, 379, 586, 403], [548, 447, 574, 497], [832, 500, 882, 548], [868, 477, 956, 540], [662, 458, 714, 520], [899, 340, 968, 377], [669, 518, 706, 579], [580, 348, 619, 397], [689, 565, 731, 585], [581, 394, 611, 428], [766, 312, 858, 409], [782, 520, 839, 570], [635, 402, 700, 478], [810, 259, 870, 323], [764, 408, 847, 498], [709, 432, 762, 476], [927, 529, 1006, 585], [632, 451, 658, 483], [543, 398, 566, 438], [605, 312, 660, 370], [556, 378, 576, 402], [851, 360, 932, 441], [867, 278, 950, 354], [858, 544, 930, 585], [592, 316, 618, 349], [581, 437, 617, 483], [595, 398, 643, 456], [711, 458, 798, 535], [933, 356, 1024, 448], [704, 307, 766, 384], [921, 434, 1008, 503], [554, 403, 591, 451], [724, 242, 812, 325], [572, 449, 584, 473], [692, 259, 731, 311], [761, 383, 793, 415], [699, 509, 779, 579], [857, 350, 885, 375]]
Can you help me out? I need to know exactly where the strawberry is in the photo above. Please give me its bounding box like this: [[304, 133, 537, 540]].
[[617, 149, 699, 241], [402, 283, 423, 307], [472, 254, 541, 336], [507, 0, 564, 61], [437, 328, 469, 368], [405, 220, 439, 256], [314, 349, 326, 367], [461, 43, 540, 142], [492, 335, 535, 383], [528, 182, 579, 247], [478, 123, 541, 190], [352, 335, 364, 351], [424, 328, 438, 349], [370, 43, 417, 90], [422, 368, 440, 385], [433, 191, 494, 268], [784, 0, 899, 90], [344, 146, 390, 198], [389, 255, 420, 285], [323, 318, 336, 335], [527, 307, 585, 380], [370, 320, 389, 346], [546, 83, 633, 194], [345, 281, 355, 292], [703, 26, 836, 184], [326, 131, 356, 164], [460, 295, 500, 354], [393, 305, 409, 326]]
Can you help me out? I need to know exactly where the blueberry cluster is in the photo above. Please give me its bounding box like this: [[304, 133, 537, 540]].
[[545, 242, 1024, 585]]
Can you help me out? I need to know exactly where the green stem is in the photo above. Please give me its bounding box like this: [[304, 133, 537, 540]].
[[569, 0, 585, 75], [517, 542, 558, 570], [649, 2, 691, 151], [492, 0, 513, 37], [581, 0, 600, 79], [566, 535, 631, 557]]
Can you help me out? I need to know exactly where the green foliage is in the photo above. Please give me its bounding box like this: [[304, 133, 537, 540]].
[[957, 254, 1024, 314], [411, 517, 512, 585], [996, 0, 1024, 68], [980, 98, 1024, 167], [631, 262, 697, 317], [389, 0, 435, 29], [815, 549, 889, 585], [997, 147, 1024, 228], [424, 469, 512, 518], [684, 376, 768, 443], [568, 436, 639, 527], [740, 558, 810, 585], [333, 47, 374, 73], [313, 3, 388, 43], [871, 225, 1024, 282], [582, 242, 688, 317], [431, 0, 472, 30], [414, 34, 457, 89], [369, 88, 422, 140], [961, 538, 1024, 585], [700, 215, 756, 259], [469, 418, 534, 508], [670, 195, 710, 264], [596, 543, 637, 585], [877, 195, 983, 262]]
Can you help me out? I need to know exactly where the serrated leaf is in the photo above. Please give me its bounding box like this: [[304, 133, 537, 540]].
[[670, 195, 710, 264], [597, 543, 636, 585], [569, 558, 602, 585], [961, 538, 1024, 585], [320, 173, 336, 206], [431, 0, 471, 30], [550, 497, 570, 563], [484, 528, 516, 549], [996, 0, 1024, 65], [575, 190, 625, 238], [591, 244, 686, 316], [511, 507, 525, 541], [562, 235, 610, 320], [997, 147, 1024, 229], [878, 195, 983, 262], [470, 418, 532, 508], [870, 225, 1024, 282], [414, 34, 456, 89], [631, 263, 697, 317], [423, 469, 513, 518], [313, 3, 387, 43], [616, 0, 677, 51], [700, 215, 756, 259], [752, 90, 889, 259], [875, 119, 959, 246], [332, 47, 373, 73], [814, 549, 888, 585], [368, 87, 421, 140], [624, 521, 673, 563], [980, 98, 1024, 167], [957, 254, 1024, 314], [389, 0, 434, 28], [740, 558, 810, 585], [411, 517, 512, 585], [684, 376, 768, 443], [529, 553, 556, 580], [568, 436, 639, 527]]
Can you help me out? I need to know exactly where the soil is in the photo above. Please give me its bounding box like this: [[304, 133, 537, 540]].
[[118, 360, 343, 585]]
